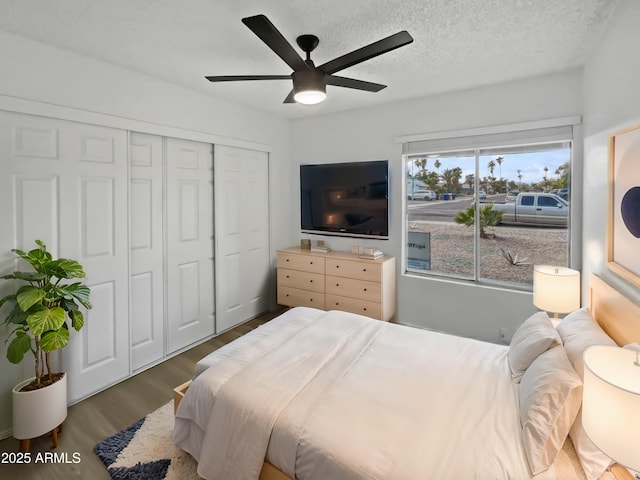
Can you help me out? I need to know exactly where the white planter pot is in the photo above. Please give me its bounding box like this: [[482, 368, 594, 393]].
[[12, 373, 67, 440]]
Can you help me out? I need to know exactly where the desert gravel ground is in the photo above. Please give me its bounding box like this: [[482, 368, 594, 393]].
[[408, 221, 569, 286]]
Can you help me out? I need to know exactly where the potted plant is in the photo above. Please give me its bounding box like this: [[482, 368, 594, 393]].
[[1, 240, 91, 451]]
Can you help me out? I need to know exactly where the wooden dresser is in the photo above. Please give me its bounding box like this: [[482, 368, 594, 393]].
[[276, 246, 396, 321]]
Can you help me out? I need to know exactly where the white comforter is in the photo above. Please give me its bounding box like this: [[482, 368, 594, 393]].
[[174, 308, 553, 480]]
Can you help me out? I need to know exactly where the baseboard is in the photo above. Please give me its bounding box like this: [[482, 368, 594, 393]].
[[0, 427, 13, 441]]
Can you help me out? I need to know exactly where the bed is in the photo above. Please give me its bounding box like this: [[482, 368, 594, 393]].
[[173, 273, 640, 480]]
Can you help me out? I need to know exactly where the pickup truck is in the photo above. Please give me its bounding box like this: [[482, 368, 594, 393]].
[[493, 192, 568, 227]]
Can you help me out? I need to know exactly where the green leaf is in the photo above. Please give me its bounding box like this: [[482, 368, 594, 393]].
[[6, 332, 31, 364], [26, 307, 65, 336], [66, 284, 91, 308], [10, 271, 47, 282], [5, 303, 28, 326], [46, 259, 85, 279], [16, 286, 45, 311], [69, 310, 84, 331], [0, 293, 16, 310], [41, 328, 69, 353]]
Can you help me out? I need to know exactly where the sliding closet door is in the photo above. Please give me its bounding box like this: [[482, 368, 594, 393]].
[[129, 132, 165, 370], [214, 145, 270, 332], [166, 137, 215, 353], [0, 111, 129, 403]]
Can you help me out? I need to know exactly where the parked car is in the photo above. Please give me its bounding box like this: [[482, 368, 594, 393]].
[[493, 192, 568, 226], [478, 190, 487, 200], [550, 188, 570, 201], [408, 189, 437, 201], [505, 191, 519, 202]]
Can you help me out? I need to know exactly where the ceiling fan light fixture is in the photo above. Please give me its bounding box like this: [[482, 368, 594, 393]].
[[292, 70, 326, 105], [294, 89, 326, 105]]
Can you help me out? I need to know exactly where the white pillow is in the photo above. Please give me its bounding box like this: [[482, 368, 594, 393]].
[[509, 311, 561, 383], [520, 345, 583, 475], [556, 308, 616, 480]]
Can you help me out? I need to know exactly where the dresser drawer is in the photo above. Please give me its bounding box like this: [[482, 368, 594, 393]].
[[325, 258, 381, 282], [325, 294, 381, 319], [326, 275, 380, 302], [278, 268, 325, 293], [278, 286, 325, 309], [277, 252, 325, 274]]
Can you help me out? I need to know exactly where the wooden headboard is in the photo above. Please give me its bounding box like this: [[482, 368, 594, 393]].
[[589, 273, 640, 346]]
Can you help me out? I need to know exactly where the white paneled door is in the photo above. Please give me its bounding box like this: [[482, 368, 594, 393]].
[[129, 132, 165, 370], [0, 111, 129, 403], [215, 145, 270, 332], [166, 137, 215, 353]]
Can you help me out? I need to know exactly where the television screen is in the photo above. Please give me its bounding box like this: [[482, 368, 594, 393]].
[[300, 160, 389, 238]]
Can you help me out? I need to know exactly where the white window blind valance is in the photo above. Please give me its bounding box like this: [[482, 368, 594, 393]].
[[398, 117, 579, 156]]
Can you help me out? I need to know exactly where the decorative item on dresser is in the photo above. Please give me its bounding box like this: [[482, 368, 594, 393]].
[[276, 246, 396, 321]]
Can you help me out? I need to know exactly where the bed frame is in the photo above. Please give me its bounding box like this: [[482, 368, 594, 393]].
[[256, 274, 640, 480], [589, 273, 640, 346]]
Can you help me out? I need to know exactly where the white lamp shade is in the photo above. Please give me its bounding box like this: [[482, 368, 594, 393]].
[[583, 345, 640, 471], [533, 265, 580, 314]]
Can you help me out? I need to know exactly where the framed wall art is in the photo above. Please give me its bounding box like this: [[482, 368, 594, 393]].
[[607, 124, 640, 287]]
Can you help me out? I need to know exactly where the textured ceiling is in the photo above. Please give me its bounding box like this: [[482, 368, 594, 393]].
[[0, 0, 620, 119]]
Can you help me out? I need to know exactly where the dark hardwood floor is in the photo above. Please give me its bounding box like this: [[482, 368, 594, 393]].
[[0, 309, 284, 479]]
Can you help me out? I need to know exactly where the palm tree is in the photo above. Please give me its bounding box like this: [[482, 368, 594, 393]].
[[486, 160, 495, 192], [495, 156, 504, 191], [434, 159, 441, 176], [543, 166, 549, 190], [517, 169, 522, 189], [441, 168, 462, 192], [454, 204, 504, 238], [465, 173, 475, 191]]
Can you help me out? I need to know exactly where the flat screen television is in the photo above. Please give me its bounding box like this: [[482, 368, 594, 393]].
[[300, 160, 389, 239]]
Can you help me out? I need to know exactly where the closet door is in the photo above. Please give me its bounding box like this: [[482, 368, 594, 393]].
[[129, 132, 165, 370], [0, 111, 129, 403], [214, 145, 270, 332], [166, 137, 214, 353]]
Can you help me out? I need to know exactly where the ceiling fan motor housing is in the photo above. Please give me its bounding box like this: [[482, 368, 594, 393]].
[[292, 69, 327, 96]]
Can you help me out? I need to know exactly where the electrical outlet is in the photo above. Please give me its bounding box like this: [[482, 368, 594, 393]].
[[499, 328, 509, 345]]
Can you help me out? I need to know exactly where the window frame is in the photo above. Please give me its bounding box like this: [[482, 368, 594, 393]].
[[401, 122, 577, 292]]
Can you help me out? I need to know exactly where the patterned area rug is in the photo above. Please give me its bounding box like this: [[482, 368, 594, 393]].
[[94, 402, 200, 480]]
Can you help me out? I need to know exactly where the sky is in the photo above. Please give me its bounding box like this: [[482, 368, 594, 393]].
[[408, 148, 571, 186]]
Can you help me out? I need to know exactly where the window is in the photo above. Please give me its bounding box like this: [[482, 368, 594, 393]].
[[403, 123, 574, 290]]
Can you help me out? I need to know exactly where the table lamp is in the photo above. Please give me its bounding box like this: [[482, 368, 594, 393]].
[[583, 345, 640, 478], [532, 265, 580, 318]]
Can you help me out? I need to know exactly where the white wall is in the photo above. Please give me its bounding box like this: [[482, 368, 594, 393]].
[[291, 70, 583, 342], [582, 0, 640, 304], [0, 31, 292, 437]]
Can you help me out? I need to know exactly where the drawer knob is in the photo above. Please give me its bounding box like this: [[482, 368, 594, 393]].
[[336, 265, 340, 268], [336, 283, 339, 287], [363, 288, 367, 292], [286, 275, 290, 278], [310, 299, 313, 302], [362, 268, 367, 272], [286, 259, 290, 262], [310, 261, 314, 265], [335, 302, 339, 306], [363, 307, 367, 311], [310, 280, 313, 283]]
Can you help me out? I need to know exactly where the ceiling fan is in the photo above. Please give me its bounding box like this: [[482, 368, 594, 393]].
[[205, 14, 413, 105]]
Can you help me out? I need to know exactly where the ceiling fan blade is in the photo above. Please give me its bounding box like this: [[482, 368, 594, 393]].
[[319, 31, 413, 75], [242, 15, 309, 72], [205, 75, 291, 82], [283, 90, 296, 103], [326, 75, 386, 92]]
